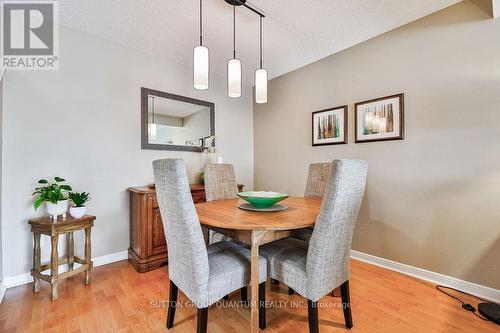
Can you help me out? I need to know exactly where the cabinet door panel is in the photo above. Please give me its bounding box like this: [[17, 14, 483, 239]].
[[147, 196, 167, 256], [192, 190, 206, 204]]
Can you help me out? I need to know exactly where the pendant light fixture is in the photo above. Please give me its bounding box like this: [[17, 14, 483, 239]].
[[193, 0, 209, 90], [227, 4, 241, 98], [195, 1, 266, 99], [254, 15, 267, 103], [149, 96, 157, 143]]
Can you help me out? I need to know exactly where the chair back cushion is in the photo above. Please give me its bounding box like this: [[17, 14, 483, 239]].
[[306, 159, 368, 301], [304, 163, 332, 198], [153, 159, 209, 304], [204, 163, 239, 201]]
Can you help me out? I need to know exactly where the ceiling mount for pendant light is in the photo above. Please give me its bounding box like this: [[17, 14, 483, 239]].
[[227, 4, 241, 98], [193, 0, 209, 90], [224, 0, 245, 5], [224, 0, 262, 17], [255, 15, 268, 103]]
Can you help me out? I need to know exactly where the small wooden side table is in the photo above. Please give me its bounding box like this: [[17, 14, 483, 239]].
[[28, 215, 95, 301]]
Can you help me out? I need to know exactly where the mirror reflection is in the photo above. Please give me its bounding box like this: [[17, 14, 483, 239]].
[[141, 88, 215, 152], [148, 96, 210, 146]]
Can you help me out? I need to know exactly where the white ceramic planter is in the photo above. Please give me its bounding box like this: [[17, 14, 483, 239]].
[[46, 199, 69, 220], [69, 206, 87, 219]]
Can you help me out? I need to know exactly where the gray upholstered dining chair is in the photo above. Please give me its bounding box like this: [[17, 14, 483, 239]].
[[260, 159, 368, 333], [292, 162, 332, 243], [304, 162, 332, 198], [153, 159, 267, 333], [204, 163, 239, 201], [204, 163, 239, 243]]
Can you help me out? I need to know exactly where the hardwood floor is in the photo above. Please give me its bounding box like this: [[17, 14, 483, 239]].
[[0, 259, 496, 333]]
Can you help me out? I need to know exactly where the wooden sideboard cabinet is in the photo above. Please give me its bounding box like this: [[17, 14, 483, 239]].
[[128, 184, 244, 273]]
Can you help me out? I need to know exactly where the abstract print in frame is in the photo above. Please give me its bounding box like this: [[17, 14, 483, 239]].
[[355, 93, 404, 143], [312, 105, 348, 146]]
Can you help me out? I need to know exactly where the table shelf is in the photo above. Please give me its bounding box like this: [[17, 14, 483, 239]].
[[28, 215, 95, 301]]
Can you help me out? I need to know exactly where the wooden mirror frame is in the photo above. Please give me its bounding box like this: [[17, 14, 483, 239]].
[[141, 87, 215, 152]]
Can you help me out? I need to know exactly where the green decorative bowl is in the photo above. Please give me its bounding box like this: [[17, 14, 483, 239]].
[[237, 191, 289, 209]]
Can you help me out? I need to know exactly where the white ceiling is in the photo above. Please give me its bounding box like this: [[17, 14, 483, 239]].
[[59, 0, 461, 86]]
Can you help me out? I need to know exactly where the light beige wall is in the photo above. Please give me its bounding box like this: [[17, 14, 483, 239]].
[[2, 26, 254, 278], [254, 1, 500, 289]]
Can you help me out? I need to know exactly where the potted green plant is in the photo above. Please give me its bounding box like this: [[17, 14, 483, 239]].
[[68, 192, 91, 219], [33, 177, 72, 220]]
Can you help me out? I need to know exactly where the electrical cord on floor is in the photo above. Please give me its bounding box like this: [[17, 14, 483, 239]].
[[436, 285, 493, 321]]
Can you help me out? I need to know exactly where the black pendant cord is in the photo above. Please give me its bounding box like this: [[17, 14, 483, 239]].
[[233, 5, 236, 59], [199, 0, 203, 45], [435, 285, 493, 321], [259, 15, 263, 69]]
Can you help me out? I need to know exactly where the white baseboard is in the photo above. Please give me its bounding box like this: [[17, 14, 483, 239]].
[[0, 250, 128, 303], [350, 250, 500, 303], [0, 286, 5, 303], [2, 272, 32, 290], [92, 250, 128, 267]]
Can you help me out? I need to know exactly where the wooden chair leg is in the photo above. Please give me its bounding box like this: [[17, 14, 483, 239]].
[[340, 280, 353, 329], [197, 307, 208, 333], [241, 287, 248, 306], [307, 300, 319, 333], [271, 278, 279, 285], [259, 282, 266, 329], [166, 281, 178, 329], [288, 287, 295, 295]]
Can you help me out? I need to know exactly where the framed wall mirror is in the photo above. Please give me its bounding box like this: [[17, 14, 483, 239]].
[[141, 87, 215, 152]]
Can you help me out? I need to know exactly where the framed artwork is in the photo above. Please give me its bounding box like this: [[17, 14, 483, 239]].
[[312, 105, 348, 146], [355, 93, 404, 143]]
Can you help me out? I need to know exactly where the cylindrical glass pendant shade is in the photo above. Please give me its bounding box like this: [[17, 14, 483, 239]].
[[149, 123, 157, 143], [227, 58, 242, 98], [193, 45, 209, 90], [255, 68, 268, 103]]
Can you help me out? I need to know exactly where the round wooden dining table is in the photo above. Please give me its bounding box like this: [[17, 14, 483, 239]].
[[195, 197, 322, 333]]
